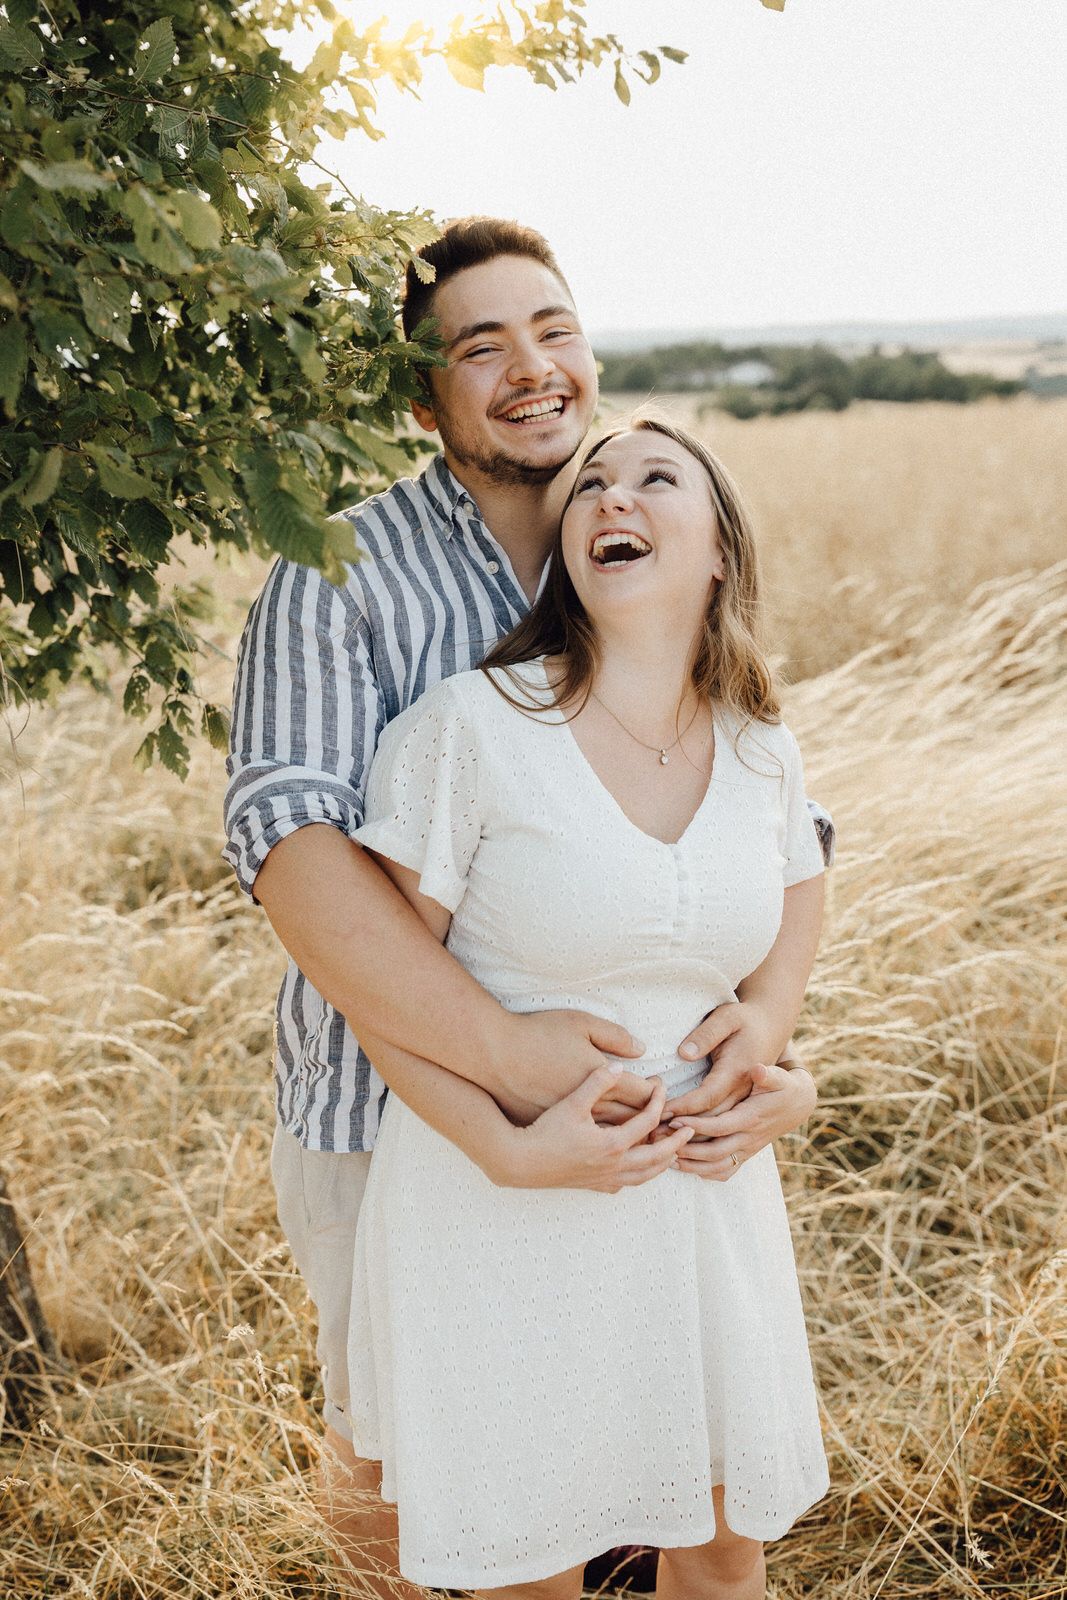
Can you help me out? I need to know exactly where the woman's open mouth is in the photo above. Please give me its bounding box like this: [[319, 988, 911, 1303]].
[[590, 531, 653, 569]]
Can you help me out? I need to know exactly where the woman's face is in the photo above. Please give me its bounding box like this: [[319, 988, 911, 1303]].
[[561, 430, 725, 633]]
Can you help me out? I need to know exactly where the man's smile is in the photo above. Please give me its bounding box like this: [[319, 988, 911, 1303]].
[[496, 393, 570, 426]]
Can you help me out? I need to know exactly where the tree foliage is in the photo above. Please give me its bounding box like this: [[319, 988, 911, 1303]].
[[0, 1, 692, 775]]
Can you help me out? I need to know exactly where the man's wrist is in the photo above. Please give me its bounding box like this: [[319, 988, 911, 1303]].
[[441, 998, 517, 1099]]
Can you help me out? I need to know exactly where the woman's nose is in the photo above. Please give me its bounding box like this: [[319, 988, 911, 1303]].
[[598, 481, 634, 513]]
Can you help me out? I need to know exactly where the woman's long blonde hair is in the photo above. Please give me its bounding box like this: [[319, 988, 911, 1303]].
[[480, 411, 781, 730]]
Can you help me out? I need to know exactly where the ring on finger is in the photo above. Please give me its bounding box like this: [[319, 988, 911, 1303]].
[[730, 1153, 740, 1168]]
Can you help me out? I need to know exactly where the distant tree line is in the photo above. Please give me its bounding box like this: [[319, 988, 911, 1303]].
[[597, 340, 1022, 418]]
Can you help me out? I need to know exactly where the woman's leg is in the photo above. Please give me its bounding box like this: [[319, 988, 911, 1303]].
[[474, 1560, 586, 1600], [656, 1484, 766, 1600]]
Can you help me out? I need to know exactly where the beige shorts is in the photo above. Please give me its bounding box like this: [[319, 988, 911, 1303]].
[[271, 1121, 372, 1443]]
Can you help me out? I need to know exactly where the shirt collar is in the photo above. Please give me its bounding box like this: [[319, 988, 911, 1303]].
[[421, 453, 480, 538]]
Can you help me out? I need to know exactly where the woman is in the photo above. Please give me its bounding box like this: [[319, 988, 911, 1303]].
[[347, 414, 829, 1598]]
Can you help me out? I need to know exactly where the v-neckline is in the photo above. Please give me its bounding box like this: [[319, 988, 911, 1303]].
[[527, 658, 724, 850]]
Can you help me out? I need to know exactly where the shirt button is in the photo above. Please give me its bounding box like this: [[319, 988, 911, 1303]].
[[486, 560, 500, 575]]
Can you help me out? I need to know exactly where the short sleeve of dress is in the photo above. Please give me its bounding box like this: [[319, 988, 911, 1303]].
[[352, 679, 480, 914], [779, 727, 826, 888]]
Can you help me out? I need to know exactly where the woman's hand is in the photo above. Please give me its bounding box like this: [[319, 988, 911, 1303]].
[[665, 1061, 818, 1181], [490, 1068, 696, 1192]]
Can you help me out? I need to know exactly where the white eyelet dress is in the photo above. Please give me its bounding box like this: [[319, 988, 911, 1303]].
[[347, 660, 829, 1590]]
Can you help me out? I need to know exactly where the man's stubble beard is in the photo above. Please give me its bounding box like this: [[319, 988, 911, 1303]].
[[437, 410, 586, 488]]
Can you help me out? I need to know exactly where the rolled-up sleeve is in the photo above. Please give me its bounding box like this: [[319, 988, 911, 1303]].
[[805, 798, 835, 870], [222, 557, 384, 900]]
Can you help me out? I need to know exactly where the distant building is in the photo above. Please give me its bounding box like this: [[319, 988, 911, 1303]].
[[663, 359, 776, 390], [719, 359, 776, 387]]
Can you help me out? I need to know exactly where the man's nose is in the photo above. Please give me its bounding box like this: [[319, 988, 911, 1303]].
[[506, 338, 556, 388]]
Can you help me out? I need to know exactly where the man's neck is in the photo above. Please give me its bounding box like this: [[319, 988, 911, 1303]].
[[443, 452, 578, 603]]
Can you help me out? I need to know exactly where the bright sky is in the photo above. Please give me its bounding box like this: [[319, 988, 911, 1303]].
[[309, 0, 1067, 337]]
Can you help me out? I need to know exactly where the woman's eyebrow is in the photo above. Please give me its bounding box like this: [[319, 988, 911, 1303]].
[[578, 455, 683, 474]]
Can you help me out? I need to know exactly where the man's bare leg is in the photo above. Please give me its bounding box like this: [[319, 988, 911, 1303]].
[[318, 1426, 423, 1600], [656, 1484, 766, 1600]]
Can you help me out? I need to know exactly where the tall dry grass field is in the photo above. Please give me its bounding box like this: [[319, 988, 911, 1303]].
[[2, 398, 1065, 1599]]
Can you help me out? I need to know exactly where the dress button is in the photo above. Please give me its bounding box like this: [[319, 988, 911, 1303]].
[[486, 560, 500, 574]]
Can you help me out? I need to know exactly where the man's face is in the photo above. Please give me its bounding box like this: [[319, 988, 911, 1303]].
[[411, 254, 599, 486]]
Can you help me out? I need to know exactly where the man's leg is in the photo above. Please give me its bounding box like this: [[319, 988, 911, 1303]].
[[655, 1484, 766, 1600], [319, 1430, 424, 1600], [271, 1125, 413, 1597], [474, 1561, 586, 1600]]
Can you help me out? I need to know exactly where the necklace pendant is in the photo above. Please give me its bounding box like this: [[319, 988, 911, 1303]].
[[659, 750, 670, 766]]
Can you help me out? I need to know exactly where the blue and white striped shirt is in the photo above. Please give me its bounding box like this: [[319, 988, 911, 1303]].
[[223, 453, 835, 1152]]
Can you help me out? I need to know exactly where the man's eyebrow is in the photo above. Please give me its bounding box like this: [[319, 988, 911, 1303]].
[[446, 305, 577, 352]]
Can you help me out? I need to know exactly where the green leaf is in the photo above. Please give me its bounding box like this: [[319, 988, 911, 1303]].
[[613, 62, 631, 105], [195, 459, 235, 504], [132, 732, 157, 771], [171, 190, 223, 251], [346, 423, 413, 481], [201, 702, 231, 751], [638, 51, 661, 85], [134, 18, 176, 84], [121, 498, 172, 562], [77, 268, 134, 351], [122, 186, 195, 273], [30, 308, 94, 368], [0, 271, 18, 312], [153, 105, 193, 160], [84, 444, 155, 500], [21, 447, 63, 509], [157, 720, 190, 778], [0, 316, 28, 417], [19, 159, 113, 194], [0, 22, 43, 71], [660, 46, 688, 63], [0, 185, 34, 248], [124, 671, 151, 718], [127, 389, 161, 422], [284, 316, 326, 383], [761, 0, 787, 8]]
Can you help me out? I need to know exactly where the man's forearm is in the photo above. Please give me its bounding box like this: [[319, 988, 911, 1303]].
[[736, 874, 825, 1059], [359, 1029, 520, 1184], [255, 824, 513, 1088]]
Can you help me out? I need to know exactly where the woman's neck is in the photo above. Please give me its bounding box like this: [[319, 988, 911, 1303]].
[[589, 627, 701, 736]]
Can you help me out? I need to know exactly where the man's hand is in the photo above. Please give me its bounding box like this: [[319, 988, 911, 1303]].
[[488, 1009, 652, 1126], [665, 1061, 817, 1181], [490, 1068, 696, 1192]]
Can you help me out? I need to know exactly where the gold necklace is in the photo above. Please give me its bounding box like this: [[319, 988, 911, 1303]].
[[589, 689, 701, 767]]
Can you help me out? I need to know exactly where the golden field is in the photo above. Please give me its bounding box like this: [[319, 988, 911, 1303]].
[[1, 397, 1065, 1599]]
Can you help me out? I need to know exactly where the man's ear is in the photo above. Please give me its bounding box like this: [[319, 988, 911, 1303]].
[[410, 393, 439, 435]]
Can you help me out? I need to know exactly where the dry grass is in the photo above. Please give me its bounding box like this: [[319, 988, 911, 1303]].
[[1, 399, 1065, 1598], [604, 395, 1067, 682]]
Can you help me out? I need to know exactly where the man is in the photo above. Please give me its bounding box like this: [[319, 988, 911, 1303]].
[[223, 216, 832, 1594]]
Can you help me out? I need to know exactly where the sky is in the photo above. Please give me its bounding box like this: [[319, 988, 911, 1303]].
[[306, 0, 1067, 338]]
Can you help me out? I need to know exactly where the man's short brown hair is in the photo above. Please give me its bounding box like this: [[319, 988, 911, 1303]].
[[401, 216, 571, 341]]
